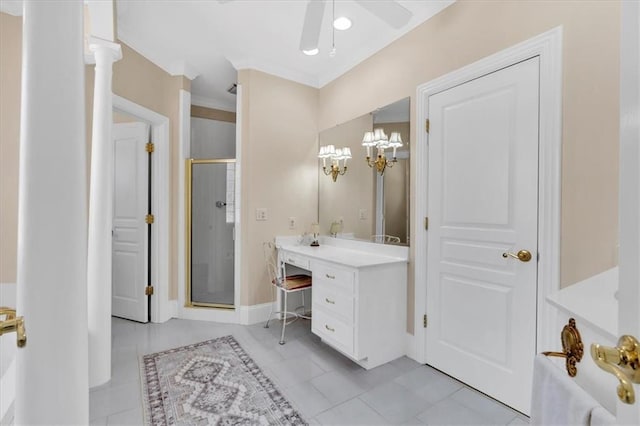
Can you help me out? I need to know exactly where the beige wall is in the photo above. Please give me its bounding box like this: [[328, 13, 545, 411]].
[[1, 15, 187, 299], [318, 114, 374, 238], [0, 13, 21, 283], [319, 0, 620, 332], [238, 69, 319, 305]]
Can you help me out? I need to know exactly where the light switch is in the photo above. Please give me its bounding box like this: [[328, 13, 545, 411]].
[[256, 208, 268, 221]]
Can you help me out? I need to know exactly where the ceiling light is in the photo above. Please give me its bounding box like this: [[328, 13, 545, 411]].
[[333, 17, 352, 31], [302, 48, 319, 56]]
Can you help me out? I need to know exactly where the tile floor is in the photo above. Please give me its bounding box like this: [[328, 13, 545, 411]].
[[89, 317, 530, 425]]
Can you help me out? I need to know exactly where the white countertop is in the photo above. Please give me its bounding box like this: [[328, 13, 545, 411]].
[[277, 239, 408, 269], [547, 267, 618, 341]]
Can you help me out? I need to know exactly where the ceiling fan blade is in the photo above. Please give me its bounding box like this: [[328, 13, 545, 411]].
[[299, 0, 326, 52], [355, 0, 412, 29]]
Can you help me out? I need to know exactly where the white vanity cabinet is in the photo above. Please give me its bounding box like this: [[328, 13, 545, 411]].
[[277, 237, 408, 370]]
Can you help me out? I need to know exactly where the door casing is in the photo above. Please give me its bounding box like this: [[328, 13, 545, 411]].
[[113, 94, 171, 323], [413, 26, 563, 361]]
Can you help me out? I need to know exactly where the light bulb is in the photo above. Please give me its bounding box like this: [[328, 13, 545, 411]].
[[333, 17, 352, 31]]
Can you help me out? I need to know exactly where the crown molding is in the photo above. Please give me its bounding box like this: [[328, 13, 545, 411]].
[[168, 60, 200, 80]]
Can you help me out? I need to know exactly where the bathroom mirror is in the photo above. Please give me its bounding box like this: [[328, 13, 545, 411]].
[[318, 97, 410, 245]]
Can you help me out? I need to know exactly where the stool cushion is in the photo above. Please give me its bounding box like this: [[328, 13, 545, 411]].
[[281, 274, 312, 290]]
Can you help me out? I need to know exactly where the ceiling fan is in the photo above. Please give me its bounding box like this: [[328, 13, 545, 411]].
[[300, 0, 412, 54], [218, 0, 413, 55]]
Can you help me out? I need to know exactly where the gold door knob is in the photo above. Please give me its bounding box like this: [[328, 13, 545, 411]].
[[502, 250, 532, 262]]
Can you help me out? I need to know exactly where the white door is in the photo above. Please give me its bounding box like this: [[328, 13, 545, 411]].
[[426, 57, 539, 414], [112, 122, 149, 322]]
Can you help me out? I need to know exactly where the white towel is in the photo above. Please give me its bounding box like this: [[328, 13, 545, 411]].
[[589, 406, 616, 426], [531, 354, 601, 426]]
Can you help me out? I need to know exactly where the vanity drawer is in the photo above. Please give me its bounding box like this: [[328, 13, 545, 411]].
[[312, 308, 354, 355], [313, 262, 355, 294], [281, 252, 310, 270], [312, 285, 354, 323]]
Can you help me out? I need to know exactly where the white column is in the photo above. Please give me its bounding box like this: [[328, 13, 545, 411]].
[[87, 38, 122, 388], [617, 1, 640, 424], [15, 1, 88, 424]]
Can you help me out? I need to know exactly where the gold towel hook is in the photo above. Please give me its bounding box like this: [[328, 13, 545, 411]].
[[542, 318, 584, 377]]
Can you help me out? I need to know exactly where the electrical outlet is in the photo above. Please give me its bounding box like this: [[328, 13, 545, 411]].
[[359, 209, 367, 220], [288, 217, 296, 229], [256, 208, 268, 221]]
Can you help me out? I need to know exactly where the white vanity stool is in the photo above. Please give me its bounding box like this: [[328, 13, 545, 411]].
[[276, 236, 408, 370]]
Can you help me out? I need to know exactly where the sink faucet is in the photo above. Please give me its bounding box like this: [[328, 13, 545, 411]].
[[0, 307, 27, 347]]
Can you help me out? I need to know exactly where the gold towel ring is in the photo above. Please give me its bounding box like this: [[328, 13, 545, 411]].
[[542, 318, 584, 377]]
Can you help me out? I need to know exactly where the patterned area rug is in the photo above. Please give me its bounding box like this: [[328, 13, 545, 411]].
[[141, 335, 307, 425]]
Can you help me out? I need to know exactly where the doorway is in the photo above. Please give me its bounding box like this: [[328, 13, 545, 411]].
[[425, 57, 539, 413], [112, 95, 171, 323], [185, 159, 236, 308], [413, 27, 563, 415], [112, 121, 150, 322]]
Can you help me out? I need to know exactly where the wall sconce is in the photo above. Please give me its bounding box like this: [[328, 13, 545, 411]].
[[318, 144, 352, 182], [362, 129, 403, 175]]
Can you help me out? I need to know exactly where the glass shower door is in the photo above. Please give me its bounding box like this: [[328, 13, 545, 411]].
[[186, 159, 235, 308]]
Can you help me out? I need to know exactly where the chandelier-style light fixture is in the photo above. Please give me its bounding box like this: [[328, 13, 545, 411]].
[[318, 144, 352, 182], [362, 129, 403, 175]]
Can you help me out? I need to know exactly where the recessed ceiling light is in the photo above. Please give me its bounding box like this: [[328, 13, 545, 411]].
[[302, 48, 319, 56], [333, 17, 352, 31]]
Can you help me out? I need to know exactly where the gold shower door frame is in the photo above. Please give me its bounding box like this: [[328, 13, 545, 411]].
[[185, 158, 236, 309]]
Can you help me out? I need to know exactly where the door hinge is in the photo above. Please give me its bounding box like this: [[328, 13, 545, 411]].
[[425, 119, 430, 133], [145, 214, 154, 224], [424, 217, 429, 230], [423, 314, 428, 328], [145, 142, 155, 153], [145, 285, 154, 296]]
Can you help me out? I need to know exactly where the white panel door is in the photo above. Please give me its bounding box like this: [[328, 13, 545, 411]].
[[112, 122, 149, 322], [426, 57, 539, 414]]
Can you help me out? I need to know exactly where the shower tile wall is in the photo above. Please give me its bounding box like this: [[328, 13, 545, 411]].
[[191, 117, 236, 158]]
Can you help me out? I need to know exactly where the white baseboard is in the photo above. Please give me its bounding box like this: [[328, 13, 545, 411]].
[[167, 300, 179, 321], [178, 305, 240, 323], [239, 302, 276, 325], [405, 332, 418, 362], [174, 301, 275, 325]]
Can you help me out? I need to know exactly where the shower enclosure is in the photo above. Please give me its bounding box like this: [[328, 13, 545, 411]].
[[185, 159, 235, 308]]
